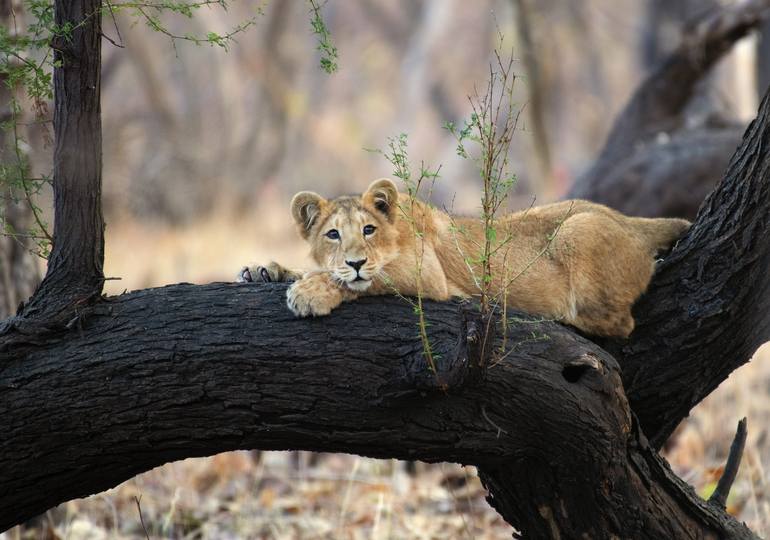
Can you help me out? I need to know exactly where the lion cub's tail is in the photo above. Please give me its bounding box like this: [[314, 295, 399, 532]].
[[629, 217, 691, 253]]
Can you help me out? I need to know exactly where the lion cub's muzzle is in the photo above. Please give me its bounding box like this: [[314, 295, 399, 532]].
[[334, 257, 379, 291]]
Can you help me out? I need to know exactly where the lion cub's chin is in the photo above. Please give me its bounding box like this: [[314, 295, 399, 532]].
[[346, 279, 373, 292]]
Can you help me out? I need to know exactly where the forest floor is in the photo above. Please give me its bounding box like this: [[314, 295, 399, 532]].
[[5, 201, 770, 540]]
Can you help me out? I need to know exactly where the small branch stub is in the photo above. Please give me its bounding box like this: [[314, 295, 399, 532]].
[[709, 417, 748, 509]]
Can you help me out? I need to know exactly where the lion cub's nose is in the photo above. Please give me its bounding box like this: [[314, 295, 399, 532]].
[[346, 259, 367, 271]]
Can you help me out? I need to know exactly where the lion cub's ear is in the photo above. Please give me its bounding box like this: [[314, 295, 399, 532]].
[[291, 191, 326, 238], [363, 178, 398, 222]]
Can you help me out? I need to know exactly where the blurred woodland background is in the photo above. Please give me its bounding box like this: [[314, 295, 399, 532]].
[[4, 0, 770, 538]]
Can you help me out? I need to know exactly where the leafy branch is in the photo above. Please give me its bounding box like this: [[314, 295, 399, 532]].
[[445, 50, 523, 316], [307, 0, 337, 74], [368, 134, 442, 379], [118, 0, 264, 51]]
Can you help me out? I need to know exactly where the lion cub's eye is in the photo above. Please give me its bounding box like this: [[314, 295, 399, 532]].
[[363, 224, 376, 236], [325, 229, 340, 240]]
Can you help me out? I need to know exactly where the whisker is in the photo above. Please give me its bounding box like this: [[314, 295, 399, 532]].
[[376, 269, 393, 286]]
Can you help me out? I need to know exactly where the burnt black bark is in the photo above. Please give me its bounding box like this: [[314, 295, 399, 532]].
[[0, 285, 758, 538], [608, 88, 770, 449], [1, 0, 769, 537]]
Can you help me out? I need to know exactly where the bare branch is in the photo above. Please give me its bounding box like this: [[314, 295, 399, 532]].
[[570, 0, 770, 204], [709, 418, 748, 509]]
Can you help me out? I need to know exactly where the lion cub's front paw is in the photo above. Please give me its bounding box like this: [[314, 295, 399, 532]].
[[286, 274, 345, 317], [237, 262, 300, 283]]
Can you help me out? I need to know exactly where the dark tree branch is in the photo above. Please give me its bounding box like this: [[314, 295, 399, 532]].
[[569, 0, 770, 217], [0, 284, 759, 538], [572, 127, 742, 219], [20, 0, 104, 319], [609, 89, 770, 449], [640, 0, 719, 70], [2, 0, 768, 537], [591, 0, 769, 179], [710, 418, 748, 509]]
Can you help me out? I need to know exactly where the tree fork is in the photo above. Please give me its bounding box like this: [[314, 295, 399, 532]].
[[1, 0, 769, 536], [609, 87, 770, 449]]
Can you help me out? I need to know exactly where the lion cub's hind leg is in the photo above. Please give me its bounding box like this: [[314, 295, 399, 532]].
[[570, 296, 636, 338], [238, 261, 303, 283], [560, 213, 654, 338]]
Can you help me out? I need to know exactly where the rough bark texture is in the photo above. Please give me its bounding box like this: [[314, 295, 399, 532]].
[[2, 90, 769, 534], [21, 0, 104, 318], [608, 89, 770, 449], [1, 0, 769, 537], [0, 285, 758, 538], [569, 0, 770, 219]]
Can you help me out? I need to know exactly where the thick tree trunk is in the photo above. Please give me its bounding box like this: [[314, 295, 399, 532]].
[[2, 89, 770, 537], [2, 0, 769, 537], [0, 285, 758, 538], [20, 0, 103, 319], [608, 89, 770, 449]]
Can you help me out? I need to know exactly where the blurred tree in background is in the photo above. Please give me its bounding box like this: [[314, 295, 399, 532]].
[[0, 0, 40, 318]]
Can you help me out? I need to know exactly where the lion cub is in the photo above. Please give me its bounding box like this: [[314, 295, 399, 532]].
[[239, 179, 689, 338]]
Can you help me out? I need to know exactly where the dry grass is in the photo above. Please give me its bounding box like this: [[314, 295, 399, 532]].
[[7, 201, 770, 539], [9, 455, 509, 540]]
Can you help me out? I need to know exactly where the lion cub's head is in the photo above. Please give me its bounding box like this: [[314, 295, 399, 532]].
[[291, 178, 400, 291]]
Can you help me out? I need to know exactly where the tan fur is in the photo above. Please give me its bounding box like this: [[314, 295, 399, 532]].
[[246, 179, 690, 338]]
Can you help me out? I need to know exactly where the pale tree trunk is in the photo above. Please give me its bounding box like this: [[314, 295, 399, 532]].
[[757, 19, 770, 95], [0, 0, 41, 319]]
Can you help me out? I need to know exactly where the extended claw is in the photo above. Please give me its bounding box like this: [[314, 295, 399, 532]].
[[237, 266, 253, 283]]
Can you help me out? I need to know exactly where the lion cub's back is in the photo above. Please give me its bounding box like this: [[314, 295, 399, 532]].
[[496, 199, 689, 336]]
